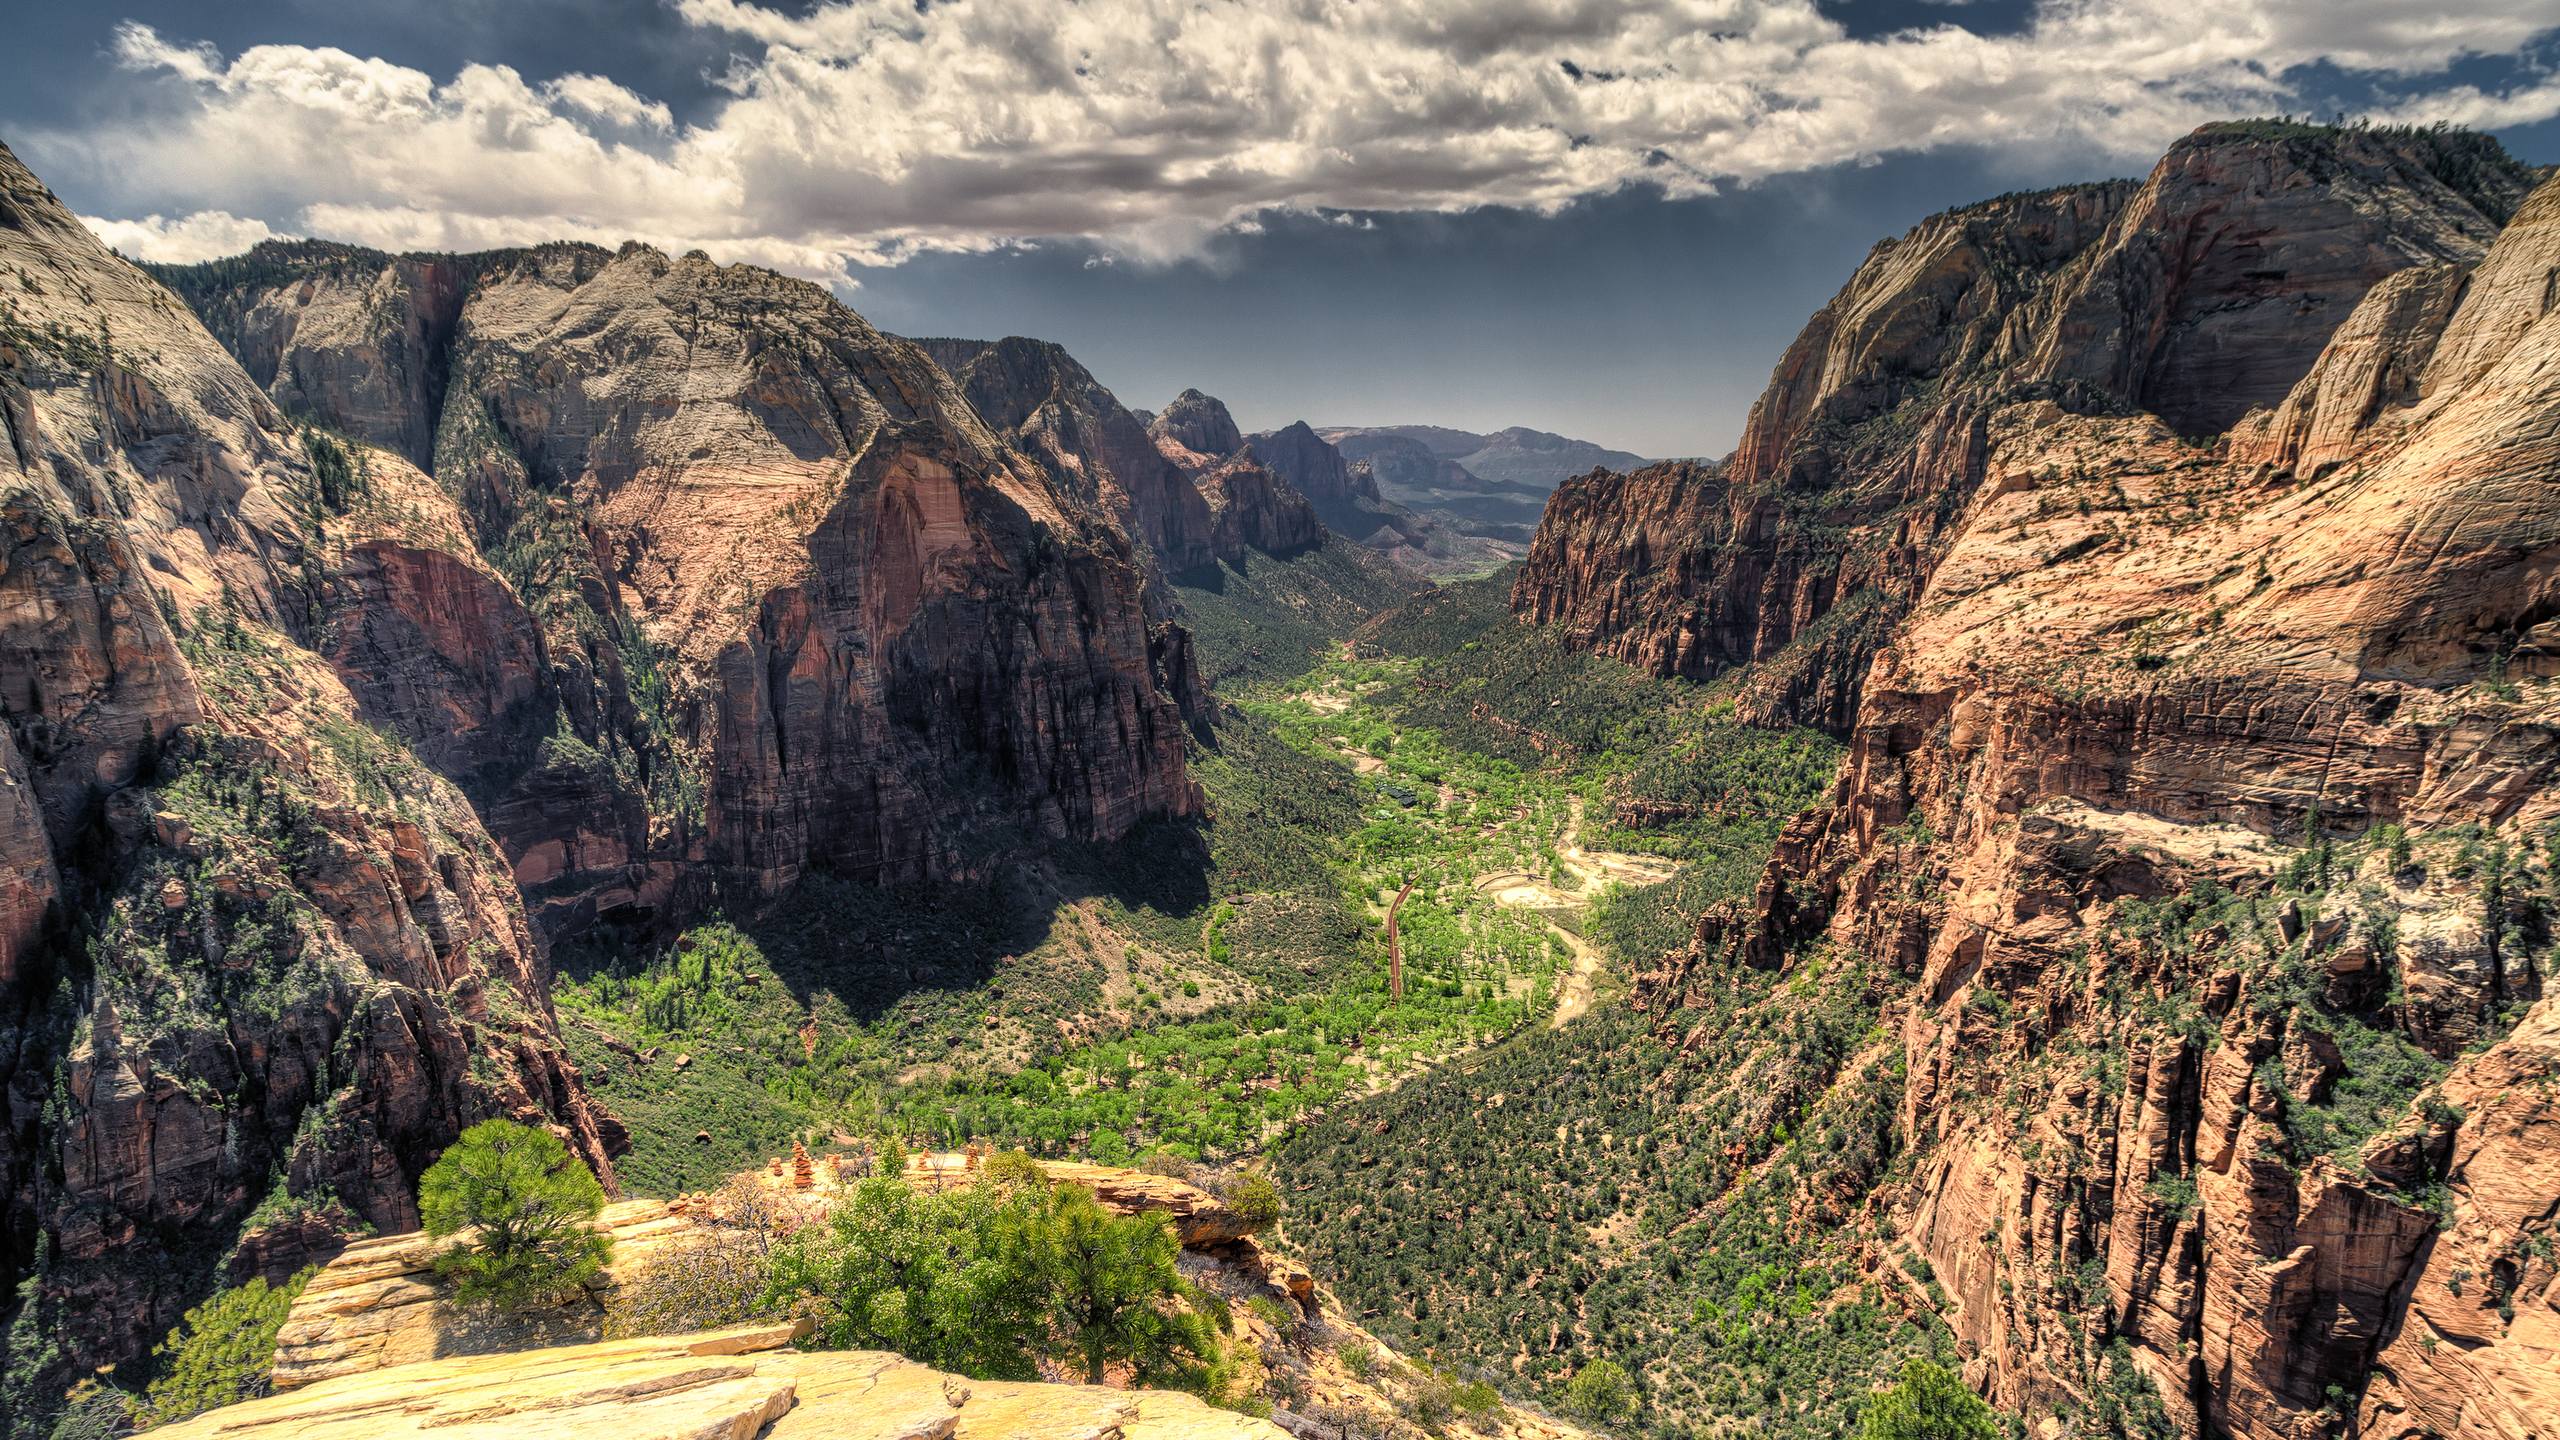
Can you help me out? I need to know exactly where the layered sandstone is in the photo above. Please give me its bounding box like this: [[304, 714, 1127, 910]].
[[1514, 124, 2536, 731], [165, 1323, 1284, 1440], [160, 237, 1204, 930], [921, 336, 1218, 575], [0, 139, 615, 1402], [158, 240, 467, 468], [1627, 144, 2560, 1440]]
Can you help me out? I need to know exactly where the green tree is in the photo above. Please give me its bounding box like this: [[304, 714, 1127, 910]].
[[137, 1269, 313, 1425], [1858, 1359, 2001, 1440], [1035, 1185, 1218, 1385], [770, 1170, 1052, 1379], [1563, 1358, 1634, 1424], [419, 1119, 611, 1309]]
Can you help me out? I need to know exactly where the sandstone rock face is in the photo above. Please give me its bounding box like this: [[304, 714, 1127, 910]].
[[0, 140, 613, 1407], [2019, 125, 2526, 436], [1151, 388, 1246, 460], [1143, 394, 1326, 561], [163, 239, 1204, 928], [1243, 421, 1376, 511], [166, 1324, 1285, 1440], [1196, 451, 1325, 558], [1623, 148, 2560, 1440], [1514, 124, 2535, 731], [160, 241, 468, 468], [921, 336, 1218, 576], [453, 245, 1199, 897], [1142, 395, 1506, 576]]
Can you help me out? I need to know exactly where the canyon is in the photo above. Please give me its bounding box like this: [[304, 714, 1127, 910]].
[[1522, 122, 2560, 1440], [4, 114, 2559, 1440]]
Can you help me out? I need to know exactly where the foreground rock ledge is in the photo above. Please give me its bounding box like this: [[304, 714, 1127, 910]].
[[271, 1156, 1288, 1392], [156, 1322, 1283, 1440]]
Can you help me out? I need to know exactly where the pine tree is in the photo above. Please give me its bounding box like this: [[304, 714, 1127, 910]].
[[1035, 1185, 1217, 1386], [419, 1119, 611, 1309], [1857, 1358, 2001, 1440]]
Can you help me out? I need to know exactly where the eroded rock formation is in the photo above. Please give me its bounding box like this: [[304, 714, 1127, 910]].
[[1513, 123, 2538, 732], [0, 140, 616, 1420], [2, 137, 1210, 1422], [1612, 130, 2560, 1440], [171, 1322, 1285, 1440], [921, 336, 1218, 576], [151, 237, 1205, 932]]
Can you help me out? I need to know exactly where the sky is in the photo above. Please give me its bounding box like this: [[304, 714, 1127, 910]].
[[3, 1, 2557, 458]]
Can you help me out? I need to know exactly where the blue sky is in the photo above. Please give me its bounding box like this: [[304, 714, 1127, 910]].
[[5, 0, 2556, 456]]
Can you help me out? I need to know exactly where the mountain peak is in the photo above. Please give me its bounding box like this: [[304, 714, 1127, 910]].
[[1150, 387, 1243, 458]]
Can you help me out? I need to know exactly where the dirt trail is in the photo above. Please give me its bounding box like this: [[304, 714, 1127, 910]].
[[1472, 798, 1672, 1029], [1296, 676, 1672, 1033]]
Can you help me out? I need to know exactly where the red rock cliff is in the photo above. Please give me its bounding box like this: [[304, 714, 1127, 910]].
[[157, 241, 1206, 933], [1632, 144, 2560, 1440], [1514, 124, 2536, 733], [0, 140, 615, 1415]]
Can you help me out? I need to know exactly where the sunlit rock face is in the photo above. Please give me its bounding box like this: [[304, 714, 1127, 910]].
[[1514, 123, 2535, 734], [1599, 132, 2558, 1440]]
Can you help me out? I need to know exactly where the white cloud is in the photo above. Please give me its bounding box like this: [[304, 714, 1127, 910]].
[[39, 0, 2560, 285], [81, 209, 281, 263]]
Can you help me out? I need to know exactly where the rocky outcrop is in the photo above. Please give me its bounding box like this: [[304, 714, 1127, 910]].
[[1244, 422, 1375, 512], [272, 1154, 1269, 1390], [256, 1152, 1580, 1440], [921, 336, 1218, 576], [1625, 146, 2560, 1440], [0, 139, 614, 1421], [1151, 388, 1246, 461], [1197, 451, 1324, 558], [2018, 124, 2526, 437], [160, 238, 1204, 927], [1143, 393, 1325, 560], [167, 1323, 1285, 1440], [1513, 123, 2537, 732], [155, 241, 467, 468]]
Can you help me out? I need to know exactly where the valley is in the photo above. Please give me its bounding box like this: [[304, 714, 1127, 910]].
[[5, 111, 2560, 1440], [549, 571, 1831, 1201]]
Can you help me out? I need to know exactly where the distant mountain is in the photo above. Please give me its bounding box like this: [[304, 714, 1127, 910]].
[[1322, 423, 1648, 490], [1318, 423, 1641, 558]]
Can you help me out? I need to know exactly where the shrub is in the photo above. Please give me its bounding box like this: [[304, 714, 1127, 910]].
[[771, 1171, 1218, 1388], [49, 1380, 135, 1440], [1563, 1358, 1634, 1423], [1218, 1170, 1282, 1232], [603, 1175, 793, 1339], [419, 1119, 612, 1309], [1857, 1358, 2000, 1440], [1137, 1148, 1199, 1183], [771, 1170, 1051, 1379], [138, 1269, 314, 1425]]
